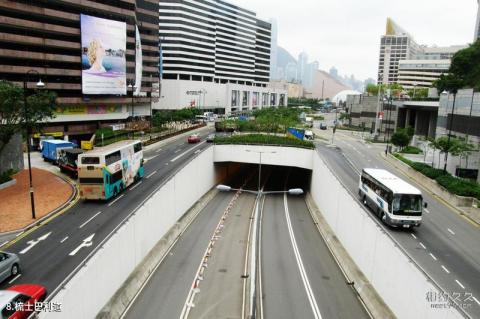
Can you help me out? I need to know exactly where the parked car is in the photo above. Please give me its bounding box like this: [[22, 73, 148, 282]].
[[206, 133, 216, 143], [0, 284, 47, 319], [187, 134, 201, 143], [319, 123, 327, 130], [0, 252, 20, 284]]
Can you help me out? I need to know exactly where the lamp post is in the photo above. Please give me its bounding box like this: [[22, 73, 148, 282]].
[[374, 77, 383, 139], [442, 90, 457, 173], [385, 95, 393, 156], [24, 70, 45, 219]]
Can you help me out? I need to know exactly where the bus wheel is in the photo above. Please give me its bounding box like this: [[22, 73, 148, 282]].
[[113, 187, 118, 197], [380, 212, 387, 224]]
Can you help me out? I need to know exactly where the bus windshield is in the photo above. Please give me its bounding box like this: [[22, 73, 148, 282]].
[[392, 194, 422, 215]]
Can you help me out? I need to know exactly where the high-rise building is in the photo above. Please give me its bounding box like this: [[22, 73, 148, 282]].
[[475, 0, 480, 41], [377, 18, 421, 85], [0, 0, 159, 142], [156, 0, 287, 113], [159, 0, 270, 85], [297, 51, 308, 84]]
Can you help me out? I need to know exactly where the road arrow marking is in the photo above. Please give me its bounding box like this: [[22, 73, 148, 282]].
[[69, 233, 95, 256], [19, 232, 52, 254]]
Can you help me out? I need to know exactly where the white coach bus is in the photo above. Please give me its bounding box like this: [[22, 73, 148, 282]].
[[359, 168, 426, 228]]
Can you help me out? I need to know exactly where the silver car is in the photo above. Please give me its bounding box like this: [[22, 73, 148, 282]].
[[0, 252, 20, 283]]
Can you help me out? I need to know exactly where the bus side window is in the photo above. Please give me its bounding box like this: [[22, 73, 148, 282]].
[[134, 143, 142, 153]]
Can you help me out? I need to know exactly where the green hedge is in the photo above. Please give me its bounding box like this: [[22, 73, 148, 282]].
[[400, 146, 422, 154], [394, 154, 480, 200], [214, 134, 315, 149]]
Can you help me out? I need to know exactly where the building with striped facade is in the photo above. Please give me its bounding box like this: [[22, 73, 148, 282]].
[[156, 0, 287, 113], [0, 0, 159, 142]]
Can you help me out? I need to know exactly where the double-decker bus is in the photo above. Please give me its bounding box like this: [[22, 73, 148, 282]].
[[77, 140, 144, 200], [359, 168, 426, 228]]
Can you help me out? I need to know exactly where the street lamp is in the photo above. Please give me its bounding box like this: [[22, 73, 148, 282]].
[[442, 89, 457, 173], [385, 94, 393, 155], [245, 149, 276, 194], [24, 70, 45, 219]]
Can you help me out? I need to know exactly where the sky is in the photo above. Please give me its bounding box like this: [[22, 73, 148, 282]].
[[235, 0, 478, 81]]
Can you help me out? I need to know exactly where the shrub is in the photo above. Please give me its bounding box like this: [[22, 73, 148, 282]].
[[435, 175, 480, 199], [400, 146, 422, 154]]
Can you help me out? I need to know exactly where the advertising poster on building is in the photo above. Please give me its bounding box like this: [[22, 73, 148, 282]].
[[134, 25, 142, 96], [81, 14, 126, 95]]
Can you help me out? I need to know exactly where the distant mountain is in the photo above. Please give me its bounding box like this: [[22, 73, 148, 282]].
[[277, 46, 296, 68]]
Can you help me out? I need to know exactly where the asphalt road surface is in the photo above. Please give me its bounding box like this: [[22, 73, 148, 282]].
[[260, 168, 369, 319], [0, 128, 213, 295]]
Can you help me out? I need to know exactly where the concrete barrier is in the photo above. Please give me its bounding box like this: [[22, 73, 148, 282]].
[[40, 147, 217, 319], [310, 151, 463, 319]]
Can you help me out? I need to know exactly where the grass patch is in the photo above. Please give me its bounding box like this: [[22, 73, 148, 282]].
[[214, 134, 314, 149], [393, 153, 480, 199]]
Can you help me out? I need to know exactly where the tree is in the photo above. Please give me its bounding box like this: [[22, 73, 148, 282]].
[[435, 40, 480, 92], [0, 80, 56, 154], [391, 129, 410, 150]]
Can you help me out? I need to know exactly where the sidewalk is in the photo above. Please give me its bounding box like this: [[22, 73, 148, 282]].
[[0, 168, 74, 233]]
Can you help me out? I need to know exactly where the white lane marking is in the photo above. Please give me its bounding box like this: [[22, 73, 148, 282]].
[[165, 163, 169, 165], [171, 141, 206, 162], [447, 228, 455, 235], [424, 208, 430, 214], [429, 253, 437, 261], [455, 280, 465, 290], [411, 233, 417, 239], [0, 241, 7, 247], [60, 236, 69, 243], [8, 274, 21, 284], [19, 232, 52, 254], [441, 265, 450, 274], [69, 233, 95, 256], [147, 154, 159, 162], [194, 150, 201, 154], [146, 170, 157, 179], [129, 181, 142, 191], [419, 242, 426, 249], [155, 148, 162, 153], [283, 194, 322, 319], [79, 211, 102, 229], [473, 297, 480, 306], [15, 232, 23, 237], [108, 194, 125, 207]]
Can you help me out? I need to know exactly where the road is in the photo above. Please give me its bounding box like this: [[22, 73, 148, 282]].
[[123, 171, 253, 319], [0, 127, 213, 294], [315, 115, 480, 317], [124, 166, 369, 319], [260, 168, 369, 319]]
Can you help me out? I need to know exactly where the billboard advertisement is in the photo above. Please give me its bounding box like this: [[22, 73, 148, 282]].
[[81, 14, 126, 95]]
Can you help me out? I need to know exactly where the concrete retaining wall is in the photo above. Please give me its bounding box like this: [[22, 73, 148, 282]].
[[310, 152, 462, 319], [40, 147, 217, 319]]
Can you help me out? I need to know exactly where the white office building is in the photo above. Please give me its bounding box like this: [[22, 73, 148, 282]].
[[377, 18, 422, 85], [155, 0, 286, 114], [397, 45, 467, 89]]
